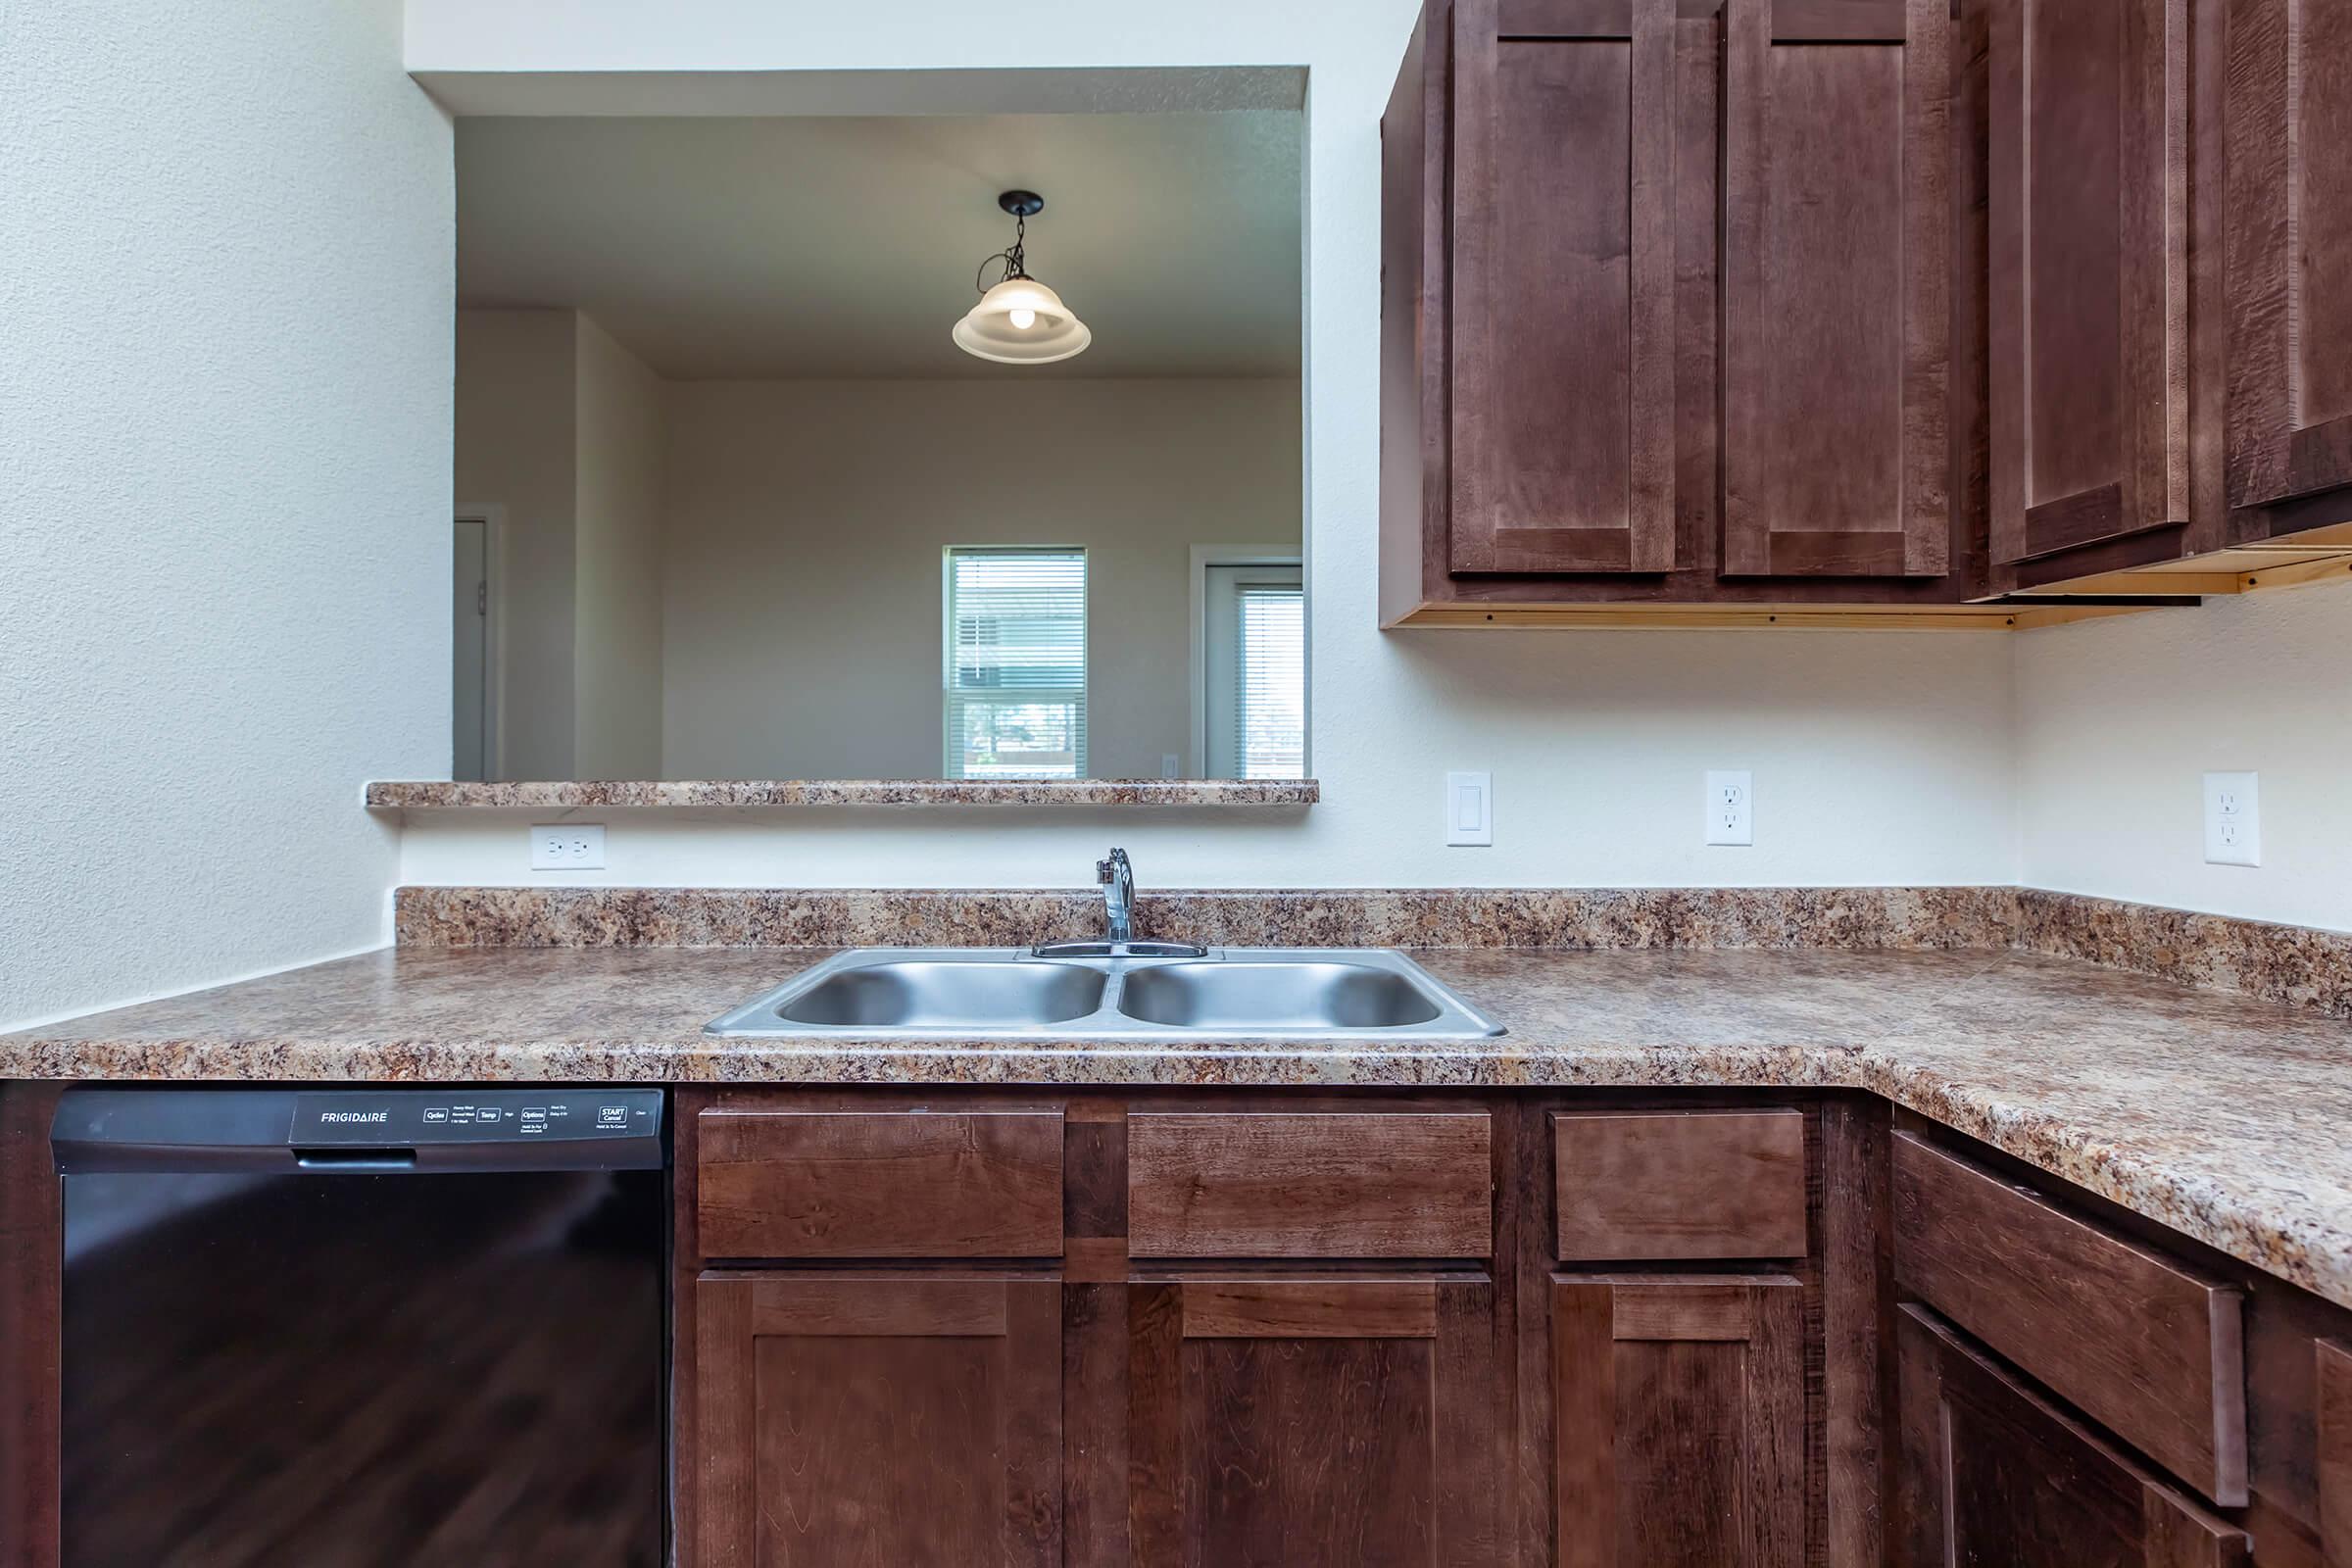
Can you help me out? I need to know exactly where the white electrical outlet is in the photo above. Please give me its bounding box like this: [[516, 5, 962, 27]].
[[1445, 770, 1493, 846], [529, 823, 606, 870], [1160, 753, 1182, 778], [1705, 770, 1754, 846], [2202, 772, 2260, 866]]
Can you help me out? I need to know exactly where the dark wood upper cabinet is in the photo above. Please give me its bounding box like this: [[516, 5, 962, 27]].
[[1380, 0, 1984, 622], [1721, 0, 1952, 580], [1983, 0, 2218, 580], [2224, 0, 2352, 531], [1382, 0, 2352, 619], [1447, 0, 1680, 576]]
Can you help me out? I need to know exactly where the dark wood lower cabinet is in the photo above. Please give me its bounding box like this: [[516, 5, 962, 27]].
[[1550, 1275, 1805, 1568], [661, 1090, 2352, 1566], [690, 1272, 1062, 1567], [1127, 1276, 1499, 1567], [1894, 1302, 2249, 1568]]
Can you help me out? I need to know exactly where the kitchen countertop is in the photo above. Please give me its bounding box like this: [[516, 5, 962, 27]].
[[7, 944, 2351, 1309], [365, 778, 1319, 808]]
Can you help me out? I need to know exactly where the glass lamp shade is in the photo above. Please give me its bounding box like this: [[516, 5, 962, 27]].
[[953, 275, 1093, 365]]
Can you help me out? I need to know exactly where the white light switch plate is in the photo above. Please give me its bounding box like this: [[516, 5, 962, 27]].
[[1705, 770, 1754, 846], [1446, 770, 1493, 846], [2202, 771, 2259, 866], [530, 822, 606, 870]]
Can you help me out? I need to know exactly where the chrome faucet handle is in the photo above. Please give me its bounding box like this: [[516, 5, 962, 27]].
[[1097, 848, 1134, 943]]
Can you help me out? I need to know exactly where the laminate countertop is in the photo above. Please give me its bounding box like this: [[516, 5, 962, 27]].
[[7, 945, 2349, 1308]]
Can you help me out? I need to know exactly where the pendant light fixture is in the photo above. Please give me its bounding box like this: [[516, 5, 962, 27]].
[[953, 190, 1092, 365]]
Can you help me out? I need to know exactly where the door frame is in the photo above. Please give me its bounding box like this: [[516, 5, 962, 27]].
[[1188, 544, 1304, 778], [454, 504, 507, 783]]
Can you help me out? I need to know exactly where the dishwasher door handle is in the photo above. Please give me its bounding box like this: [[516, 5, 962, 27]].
[[293, 1147, 417, 1171]]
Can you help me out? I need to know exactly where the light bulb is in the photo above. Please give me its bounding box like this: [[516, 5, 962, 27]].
[[1008, 307, 1037, 330]]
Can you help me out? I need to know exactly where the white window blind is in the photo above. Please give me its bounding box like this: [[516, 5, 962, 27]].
[[944, 548, 1087, 779], [1234, 581, 1304, 778]]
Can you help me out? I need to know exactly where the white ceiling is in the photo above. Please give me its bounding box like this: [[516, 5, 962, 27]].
[[456, 113, 1303, 380]]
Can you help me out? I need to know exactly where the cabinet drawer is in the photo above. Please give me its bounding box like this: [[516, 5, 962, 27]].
[[1892, 1132, 2246, 1504], [1553, 1109, 1808, 1260], [696, 1109, 1063, 1259], [1128, 1111, 1492, 1258]]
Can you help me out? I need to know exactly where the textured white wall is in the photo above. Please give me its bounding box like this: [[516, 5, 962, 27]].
[[399, 0, 2022, 892], [401, 626, 2015, 889], [2016, 585, 2352, 933], [0, 0, 452, 1029], [573, 317, 666, 777], [660, 379, 1303, 780]]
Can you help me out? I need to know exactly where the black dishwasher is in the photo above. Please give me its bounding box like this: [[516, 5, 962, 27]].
[[52, 1087, 666, 1568]]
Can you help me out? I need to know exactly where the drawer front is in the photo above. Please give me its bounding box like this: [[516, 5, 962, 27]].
[[1128, 1111, 1492, 1258], [1892, 1132, 2246, 1505], [1553, 1108, 1808, 1260], [697, 1109, 1064, 1259]]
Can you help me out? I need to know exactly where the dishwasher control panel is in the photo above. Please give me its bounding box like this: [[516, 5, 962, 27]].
[[291, 1089, 664, 1145]]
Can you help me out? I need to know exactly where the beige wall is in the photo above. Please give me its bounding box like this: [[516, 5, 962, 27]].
[[2017, 582, 2352, 932], [455, 308, 664, 779], [659, 378, 1303, 778], [455, 309, 576, 779], [573, 316, 666, 777]]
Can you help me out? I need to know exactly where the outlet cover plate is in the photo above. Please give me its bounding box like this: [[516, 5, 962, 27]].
[[2202, 772, 2259, 867], [1705, 770, 1754, 846], [530, 822, 607, 870]]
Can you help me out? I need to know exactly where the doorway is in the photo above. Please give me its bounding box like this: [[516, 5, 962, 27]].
[[1195, 551, 1304, 778], [452, 513, 496, 781]]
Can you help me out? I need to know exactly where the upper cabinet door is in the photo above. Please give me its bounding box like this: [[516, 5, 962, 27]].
[[1985, 0, 2189, 566], [1721, 0, 1952, 578], [2225, 0, 2352, 514], [1448, 0, 1679, 574]]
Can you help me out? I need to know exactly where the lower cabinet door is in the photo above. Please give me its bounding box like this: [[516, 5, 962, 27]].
[[1549, 1274, 1805, 1568], [692, 1273, 1060, 1568], [1894, 1303, 2249, 1568], [1127, 1276, 1499, 1567]]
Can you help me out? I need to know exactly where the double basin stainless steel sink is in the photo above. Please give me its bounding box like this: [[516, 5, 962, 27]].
[[704, 947, 1504, 1041]]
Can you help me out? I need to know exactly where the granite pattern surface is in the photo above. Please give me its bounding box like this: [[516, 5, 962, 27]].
[[396, 884, 2023, 952], [8, 944, 2351, 1309], [2018, 888, 2352, 1019], [366, 779, 1318, 808], [395, 884, 2352, 1021]]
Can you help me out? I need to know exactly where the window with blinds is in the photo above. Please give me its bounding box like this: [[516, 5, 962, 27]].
[[943, 548, 1087, 779], [1201, 561, 1305, 778], [1233, 581, 1304, 777]]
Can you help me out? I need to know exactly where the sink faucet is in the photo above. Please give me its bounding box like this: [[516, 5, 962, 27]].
[[1098, 848, 1134, 943]]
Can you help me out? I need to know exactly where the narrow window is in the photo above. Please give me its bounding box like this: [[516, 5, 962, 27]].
[[1201, 561, 1304, 778], [1234, 578, 1305, 777], [944, 548, 1087, 778]]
